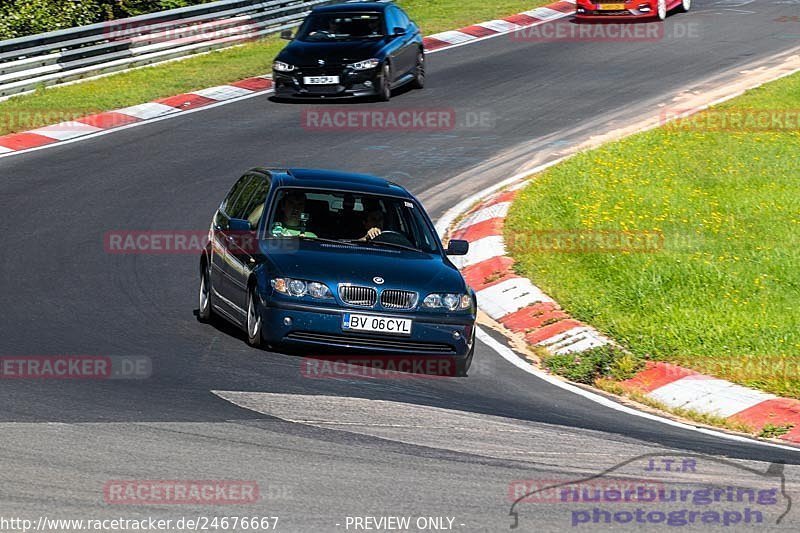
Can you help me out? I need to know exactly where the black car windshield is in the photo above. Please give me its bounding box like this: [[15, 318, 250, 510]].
[[295, 12, 385, 41], [266, 188, 440, 254]]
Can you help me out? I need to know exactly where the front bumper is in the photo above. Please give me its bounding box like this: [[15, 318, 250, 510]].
[[575, 3, 657, 19], [259, 298, 475, 358], [272, 67, 383, 99]]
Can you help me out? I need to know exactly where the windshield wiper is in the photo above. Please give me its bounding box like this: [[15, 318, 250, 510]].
[[347, 239, 422, 253], [298, 235, 357, 246], [270, 235, 356, 246]]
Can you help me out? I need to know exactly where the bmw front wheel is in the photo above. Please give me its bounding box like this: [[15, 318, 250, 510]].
[[378, 63, 392, 101], [247, 286, 264, 348]]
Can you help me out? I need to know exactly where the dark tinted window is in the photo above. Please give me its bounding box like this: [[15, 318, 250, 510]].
[[242, 176, 270, 227], [226, 174, 269, 224], [267, 188, 440, 254], [296, 12, 384, 41], [384, 7, 399, 31], [220, 174, 253, 217], [394, 7, 410, 28]]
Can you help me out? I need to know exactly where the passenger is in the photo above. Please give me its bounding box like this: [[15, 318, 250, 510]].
[[271, 191, 317, 237]]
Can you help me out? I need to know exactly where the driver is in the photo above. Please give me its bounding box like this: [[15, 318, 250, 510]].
[[358, 208, 384, 241], [271, 191, 317, 237]]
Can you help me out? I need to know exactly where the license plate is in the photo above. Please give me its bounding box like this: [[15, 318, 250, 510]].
[[342, 313, 412, 336], [303, 75, 340, 85], [598, 3, 626, 9]]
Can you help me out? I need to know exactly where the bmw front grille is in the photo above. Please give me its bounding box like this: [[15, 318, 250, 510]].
[[339, 285, 378, 307], [380, 289, 418, 310]]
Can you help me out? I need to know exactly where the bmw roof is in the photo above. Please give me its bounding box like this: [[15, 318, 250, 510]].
[[312, 2, 390, 13], [258, 168, 413, 198]]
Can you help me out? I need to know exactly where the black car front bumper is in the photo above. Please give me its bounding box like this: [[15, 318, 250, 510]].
[[272, 66, 383, 99]]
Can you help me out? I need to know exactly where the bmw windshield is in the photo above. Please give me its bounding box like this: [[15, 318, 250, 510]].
[[266, 188, 440, 254], [295, 12, 385, 41]]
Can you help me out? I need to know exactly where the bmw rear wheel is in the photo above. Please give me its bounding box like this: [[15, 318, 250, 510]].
[[679, 0, 691, 12], [247, 286, 264, 348], [657, 0, 667, 20]]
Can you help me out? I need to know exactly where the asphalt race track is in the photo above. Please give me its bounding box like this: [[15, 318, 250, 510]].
[[2, 1, 800, 531]]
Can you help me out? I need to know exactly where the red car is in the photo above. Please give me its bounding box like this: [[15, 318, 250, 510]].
[[575, 0, 690, 20]]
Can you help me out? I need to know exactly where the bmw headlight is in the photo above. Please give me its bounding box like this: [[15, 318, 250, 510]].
[[273, 61, 296, 72], [347, 58, 380, 71], [271, 278, 332, 299], [423, 293, 472, 311]]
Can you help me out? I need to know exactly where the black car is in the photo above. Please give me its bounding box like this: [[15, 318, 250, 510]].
[[198, 168, 476, 375], [272, 2, 424, 101]]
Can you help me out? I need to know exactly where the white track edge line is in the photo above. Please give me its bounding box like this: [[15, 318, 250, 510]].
[[476, 327, 800, 453]]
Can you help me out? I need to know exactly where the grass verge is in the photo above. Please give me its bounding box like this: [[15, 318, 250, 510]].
[[0, 0, 548, 137], [506, 72, 800, 399]]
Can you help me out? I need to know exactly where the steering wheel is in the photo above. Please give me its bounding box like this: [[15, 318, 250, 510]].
[[370, 230, 414, 247]]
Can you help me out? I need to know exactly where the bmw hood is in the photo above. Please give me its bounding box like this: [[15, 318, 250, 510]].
[[276, 39, 387, 66], [262, 241, 466, 294]]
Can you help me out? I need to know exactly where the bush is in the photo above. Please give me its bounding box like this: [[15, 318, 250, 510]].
[[543, 345, 644, 384], [0, 0, 101, 40], [0, 0, 216, 41]]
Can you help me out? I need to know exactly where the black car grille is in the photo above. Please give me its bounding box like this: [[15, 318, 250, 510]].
[[380, 289, 418, 310], [339, 285, 377, 306], [286, 331, 455, 354]]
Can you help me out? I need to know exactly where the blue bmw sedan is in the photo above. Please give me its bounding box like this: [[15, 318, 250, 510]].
[[198, 169, 476, 375]]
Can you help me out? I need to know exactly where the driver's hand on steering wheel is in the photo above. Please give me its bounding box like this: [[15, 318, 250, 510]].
[[365, 227, 382, 240]]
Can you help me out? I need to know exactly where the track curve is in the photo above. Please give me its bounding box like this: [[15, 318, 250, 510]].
[[2, 2, 800, 530]]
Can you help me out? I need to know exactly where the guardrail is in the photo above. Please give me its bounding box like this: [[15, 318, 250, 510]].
[[0, 0, 373, 99]]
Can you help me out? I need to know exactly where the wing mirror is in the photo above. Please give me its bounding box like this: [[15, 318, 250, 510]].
[[280, 29, 294, 40], [392, 27, 407, 37], [228, 218, 252, 232], [446, 239, 469, 256]]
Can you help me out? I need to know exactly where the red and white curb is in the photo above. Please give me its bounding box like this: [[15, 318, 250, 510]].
[[0, 1, 575, 159], [0, 76, 273, 155], [422, 0, 574, 51], [446, 185, 800, 445], [621, 362, 800, 443], [449, 187, 613, 356]]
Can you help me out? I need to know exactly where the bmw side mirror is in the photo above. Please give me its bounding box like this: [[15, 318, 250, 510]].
[[280, 29, 293, 40], [446, 239, 469, 256], [392, 27, 407, 37], [228, 218, 252, 232]]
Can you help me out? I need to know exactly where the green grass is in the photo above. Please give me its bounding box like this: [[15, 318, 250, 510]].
[[0, 0, 548, 136], [506, 72, 800, 399]]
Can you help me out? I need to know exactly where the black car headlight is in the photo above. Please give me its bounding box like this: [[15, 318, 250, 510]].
[[422, 293, 472, 311], [347, 58, 380, 71], [273, 61, 296, 72], [271, 278, 332, 299]]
